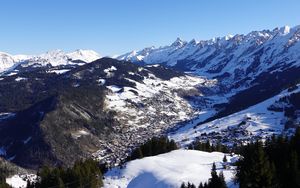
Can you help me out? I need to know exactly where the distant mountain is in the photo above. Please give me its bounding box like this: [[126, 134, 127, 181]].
[[118, 25, 300, 90], [0, 52, 18, 73], [0, 49, 101, 73]]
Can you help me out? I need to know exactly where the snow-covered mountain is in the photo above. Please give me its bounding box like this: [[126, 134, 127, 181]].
[[118, 25, 300, 90], [0, 49, 101, 73], [0, 52, 18, 73]]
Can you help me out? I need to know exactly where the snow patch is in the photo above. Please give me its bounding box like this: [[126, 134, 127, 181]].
[[15, 77, 27, 82], [97, 78, 106, 85], [6, 174, 37, 188], [47, 69, 70, 74], [71, 130, 90, 139]]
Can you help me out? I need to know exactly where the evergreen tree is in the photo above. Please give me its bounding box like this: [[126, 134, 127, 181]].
[[198, 182, 204, 188], [218, 171, 227, 188], [34, 158, 103, 188], [236, 141, 275, 188], [127, 136, 177, 161]]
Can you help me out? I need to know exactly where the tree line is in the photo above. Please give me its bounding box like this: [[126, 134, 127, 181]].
[[236, 128, 300, 188], [127, 136, 178, 161], [188, 140, 230, 153], [180, 162, 227, 188], [27, 159, 104, 188]]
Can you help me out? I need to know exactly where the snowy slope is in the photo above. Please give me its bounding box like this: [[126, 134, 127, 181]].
[[23, 49, 101, 67], [66, 49, 100, 63], [104, 150, 238, 188], [0, 52, 19, 73], [104, 74, 208, 129], [0, 49, 101, 73], [170, 85, 300, 146], [6, 174, 37, 188]]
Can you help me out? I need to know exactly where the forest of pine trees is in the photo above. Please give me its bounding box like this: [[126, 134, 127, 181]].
[[188, 140, 230, 153], [184, 128, 300, 188], [27, 159, 104, 188], [180, 162, 227, 188], [236, 128, 300, 188], [127, 136, 178, 161], [2, 128, 300, 188]]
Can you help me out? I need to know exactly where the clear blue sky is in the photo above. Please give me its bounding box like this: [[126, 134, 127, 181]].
[[0, 0, 299, 56]]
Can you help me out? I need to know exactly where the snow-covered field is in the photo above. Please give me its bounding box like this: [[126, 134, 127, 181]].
[[104, 150, 238, 188], [6, 174, 37, 188]]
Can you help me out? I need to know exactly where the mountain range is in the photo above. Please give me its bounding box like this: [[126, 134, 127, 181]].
[[1, 25, 300, 187]]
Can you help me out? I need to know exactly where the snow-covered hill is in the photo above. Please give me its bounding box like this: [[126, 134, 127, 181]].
[[170, 85, 300, 146], [0, 49, 101, 73], [104, 150, 238, 188]]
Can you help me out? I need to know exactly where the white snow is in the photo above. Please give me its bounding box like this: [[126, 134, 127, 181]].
[[6, 174, 37, 188], [0, 113, 16, 120], [0, 49, 101, 74], [6, 175, 27, 188], [104, 150, 238, 188], [104, 66, 117, 77], [47, 69, 70, 74], [15, 77, 27, 82], [106, 85, 123, 93], [6, 72, 17, 76], [66, 49, 101, 63], [0, 52, 16, 73], [71, 129, 90, 139], [97, 78, 106, 85]]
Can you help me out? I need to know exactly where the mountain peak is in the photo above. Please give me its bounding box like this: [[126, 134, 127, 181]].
[[188, 39, 198, 45], [279, 25, 290, 35], [171, 37, 185, 47], [67, 49, 101, 63]]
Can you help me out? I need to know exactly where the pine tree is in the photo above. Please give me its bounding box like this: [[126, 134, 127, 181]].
[[218, 171, 227, 188], [198, 182, 204, 188], [208, 162, 221, 188], [236, 141, 275, 188], [285, 151, 300, 187], [205, 140, 211, 152]]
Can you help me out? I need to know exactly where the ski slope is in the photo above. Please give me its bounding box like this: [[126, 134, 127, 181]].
[[104, 150, 238, 188]]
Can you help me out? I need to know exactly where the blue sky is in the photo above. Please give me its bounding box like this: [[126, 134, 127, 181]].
[[0, 0, 299, 56]]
